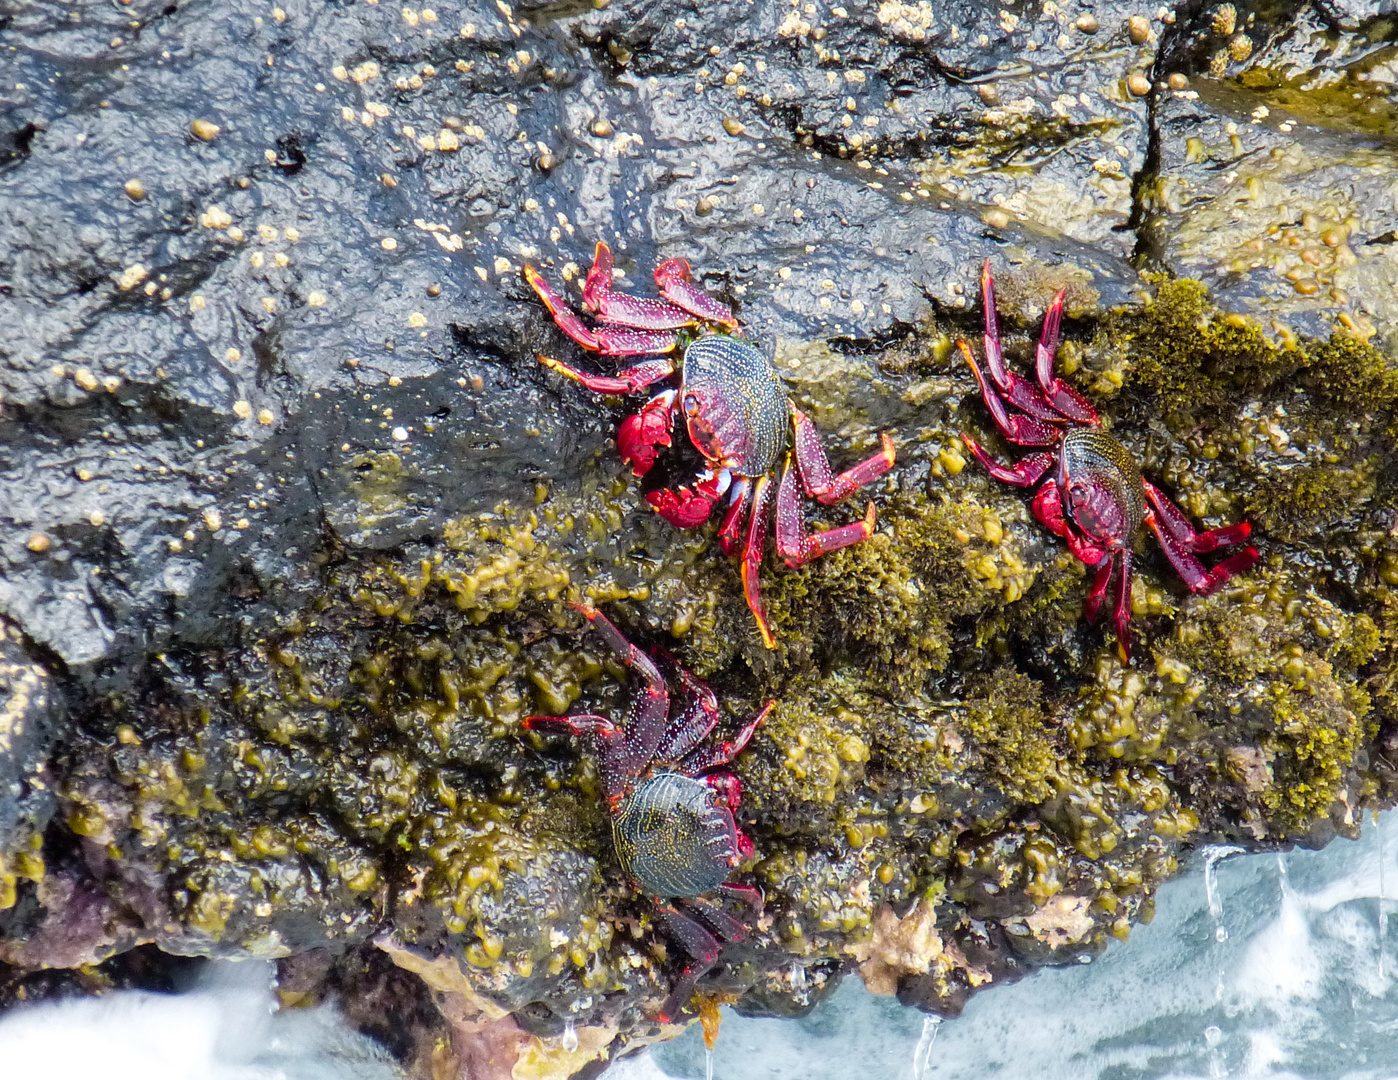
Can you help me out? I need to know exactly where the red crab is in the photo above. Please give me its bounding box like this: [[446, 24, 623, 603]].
[[957, 262, 1260, 663], [523, 603, 774, 1022], [524, 242, 896, 648]]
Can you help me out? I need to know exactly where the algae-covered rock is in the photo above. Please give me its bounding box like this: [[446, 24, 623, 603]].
[[2, 0, 1398, 1074]]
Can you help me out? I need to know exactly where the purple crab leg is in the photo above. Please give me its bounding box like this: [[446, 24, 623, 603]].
[[1083, 557, 1114, 624], [1034, 289, 1097, 423], [1143, 481, 1254, 553], [719, 882, 763, 914], [582, 241, 701, 330], [655, 258, 740, 329], [1111, 550, 1134, 664], [538, 354, 677, 395], [975, 263, 1064, 422], [789, 408, 896, 505], [527, 261, 684, 355], [654, 903, 725, 1023], [1142, 482, 1259, 594], [958, 342, 1061, 446], [959, 436, 1054, 488], [717, 478, 749, 557], [774, 454, 878, 568], [525, 605, 672, 805], [675, 700, 773, 776], [740, 474, 776, 649]]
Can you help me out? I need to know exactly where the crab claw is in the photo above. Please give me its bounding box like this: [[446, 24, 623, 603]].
[[617, 390, 677, 477], [646, 473, 725, 529]]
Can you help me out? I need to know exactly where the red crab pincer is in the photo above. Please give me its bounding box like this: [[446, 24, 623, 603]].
[[957, 262, 1260, 663], [524, 242, 896, 648], [523, 603, 774, 1022]]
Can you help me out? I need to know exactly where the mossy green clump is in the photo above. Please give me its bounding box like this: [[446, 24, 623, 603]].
[[961, 669, 1059, 805]]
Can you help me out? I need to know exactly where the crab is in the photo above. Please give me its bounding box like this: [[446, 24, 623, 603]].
[[524, 242, 896, 648], [956, 261, 1260, 663], [523, 603, 774, 1022]]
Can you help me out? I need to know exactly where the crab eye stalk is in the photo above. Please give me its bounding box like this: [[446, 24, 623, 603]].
[[683, 393, 701, 417]]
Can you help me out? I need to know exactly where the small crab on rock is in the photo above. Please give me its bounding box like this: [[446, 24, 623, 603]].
[[525, 242, 896, 648], [957, 262, 1260, 662], [523, 603, 774, 1022]]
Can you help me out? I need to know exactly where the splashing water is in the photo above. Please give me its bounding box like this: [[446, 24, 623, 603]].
[[911, 1015, 940, 1079], [1204, 844, 1246, 943]]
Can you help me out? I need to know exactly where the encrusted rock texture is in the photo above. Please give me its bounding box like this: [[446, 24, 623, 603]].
[[2, 0, 1396, 1076]]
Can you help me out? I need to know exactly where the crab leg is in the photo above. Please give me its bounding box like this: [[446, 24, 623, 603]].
[[538, 354, 677, 395], [973, 263, 1068, 423], [789, 408, 896, 504], [719, 882, 764, 913], [1145, 509, 1260, 596], [525, 605, 672, 803], [717, 478, 749, 557], [1083, 556, 1114, 624], [653, 904, 725, 1023], [676, 701, 773, 776], [527, 262, 684, 355], [655, 257, 740, 329], [1143, 481, 1254, 553], [1033, 288, 1097, 423], [581, 241, 700, 330], [960, 437, 1054, 488], [774, 455, 878, 567], [739, 474, 776, 649], [959, 342, 1062, 445], [1110, 550, 1134, 664]]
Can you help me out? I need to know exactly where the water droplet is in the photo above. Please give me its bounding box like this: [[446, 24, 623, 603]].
[[562, 1019, 578, 1053], [1204, 1025, 1223, 1047], [1214, 926, 1228, 943], [705, 1046, 714, 1080]]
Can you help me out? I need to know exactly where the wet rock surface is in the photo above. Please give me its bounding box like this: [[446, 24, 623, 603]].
[[0, 0, 1396, 1076]]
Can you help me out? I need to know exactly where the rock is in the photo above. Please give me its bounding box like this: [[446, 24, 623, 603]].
[[0, 0, 1396, 1072], [1143, 0, 1398, 346]]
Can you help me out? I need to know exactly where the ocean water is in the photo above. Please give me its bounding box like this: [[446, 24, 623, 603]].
[[3, 815, 1397, 1080]]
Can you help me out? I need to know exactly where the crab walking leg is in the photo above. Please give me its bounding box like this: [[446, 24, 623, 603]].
[[655, 258, 740, 329], [1143, 481, 1255, 553], [716, 478, 750, 557], [574, 604, 675, 791], [960, 437, 1054, 488], [1111, 550, 1134, 664], [788, 408, 896, 504], [958, 342, 1063, 445], [654, 904, 726, 1023], [1145, 509, 1261, 596], [1031, 289, 1098, 424], [527, 262, 684, 355], [719, 882, 764, 914], [739, 474, 776, 649], [1083, 557, 1115, 625], [538, 354, 677, 395], [675, 700, 774, 776], [774, 455, 878, 567], [580, 242, 703, 330], [973, 262, 1070, 422]]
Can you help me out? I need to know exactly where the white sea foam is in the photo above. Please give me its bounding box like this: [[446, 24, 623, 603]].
[[0, 958, 401, 1080]]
